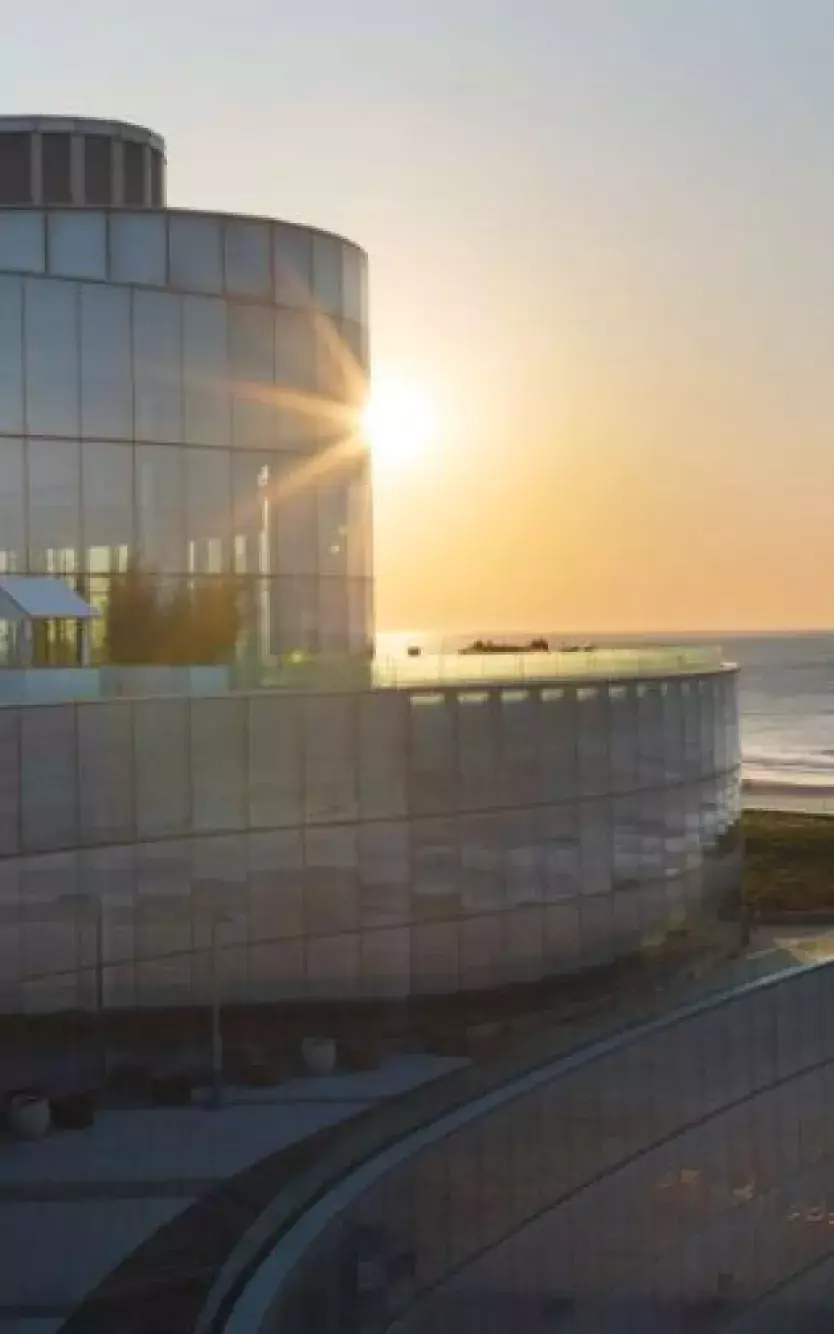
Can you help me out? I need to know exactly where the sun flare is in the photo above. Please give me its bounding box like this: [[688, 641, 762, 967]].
[[363, 374, 436, 463]]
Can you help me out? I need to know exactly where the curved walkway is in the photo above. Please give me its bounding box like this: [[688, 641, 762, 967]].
[[0, 924, 797, 1334]]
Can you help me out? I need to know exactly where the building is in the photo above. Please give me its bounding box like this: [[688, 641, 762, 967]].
[[0, 649, 741, 1013], [0, 116, 373, 663], [0, 117, 741, 1017]]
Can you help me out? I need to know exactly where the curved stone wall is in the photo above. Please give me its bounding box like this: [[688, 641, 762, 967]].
[[0, 663, 739, 1013]]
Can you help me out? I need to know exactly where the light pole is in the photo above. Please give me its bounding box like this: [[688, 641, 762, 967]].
[[133, 894, 242, 1110]]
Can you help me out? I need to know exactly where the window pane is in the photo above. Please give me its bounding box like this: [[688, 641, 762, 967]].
[[136, 444, 184, 572], [84, 135, 112, 206], [348, 578, 371, 654], [275, 310, 317, 393], [110, 213, 166, 286], [0, 212, 44, 274], [273, 457, 317, 575], [82, 441, 133, 572], [80, 284, 132, 439], [28, 440, 80, 573], [312, 233, 342, 315], [225, 220, 270, 297], [275, 309, 318, 448], [304, 696, 357, 822], [341, 318, 368, 385], [274, 576, 318, 652], [541, 688, 577, 802], [183, 295, 230, 446], [316, 314, 346, 403], [0, 276, 23, 432], [123, 141, 144, 207], [577, 686, 609, 795], [319, 579, 348, 652], [41, 133, 71, 205], [0, 134, 31, 204], [501, 690, 540, 805], [133, 289, 182, 442], [347, 461, 372, 580], [359, 693, 407, 818], [48, 212, 107, 281], [318, 468, 348, 575], [169, 215, 222, 293], [229, 304, 275, 449], [342, 244, 363, 324], [150, 150, 164, 206], [274, 224, 313, 307], [0, 438, 25, 571], [410, 694, 455, 815], [24, 278, 79, 436], [232, 453, 270, 575], [186, 448, 231, 573]]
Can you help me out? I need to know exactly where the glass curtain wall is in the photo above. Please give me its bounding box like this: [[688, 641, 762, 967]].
[[0, 210, 372, 661]]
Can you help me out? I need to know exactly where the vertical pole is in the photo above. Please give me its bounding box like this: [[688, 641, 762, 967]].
[[210, 915, 223, 1109], [95, 896, 105, 1086]]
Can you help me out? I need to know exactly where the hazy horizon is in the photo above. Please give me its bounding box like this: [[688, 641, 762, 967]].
[[6, 2, 834, 635], [378, 626, 834, 644]]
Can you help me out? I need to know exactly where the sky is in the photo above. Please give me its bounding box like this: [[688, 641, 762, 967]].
[[5, 0, 834, 634]]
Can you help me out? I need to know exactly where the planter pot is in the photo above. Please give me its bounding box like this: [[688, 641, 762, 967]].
[[301, 1036, 337, 1077], [7, 1093, 50, 1141]]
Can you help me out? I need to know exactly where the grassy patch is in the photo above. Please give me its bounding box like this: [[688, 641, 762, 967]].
[[744, 809, 834, 913]]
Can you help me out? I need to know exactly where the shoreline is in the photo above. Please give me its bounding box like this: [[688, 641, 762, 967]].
[[743, 783, 834, 818]]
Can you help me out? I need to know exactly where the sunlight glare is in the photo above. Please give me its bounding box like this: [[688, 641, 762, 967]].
[[363, 374, 436, 463]]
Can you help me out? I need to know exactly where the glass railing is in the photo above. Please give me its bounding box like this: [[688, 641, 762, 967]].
[[235, 645, 726, 693], [0, 646, 729, 706], [215, 960, 834, 1334], [370, 644, 726, 688]]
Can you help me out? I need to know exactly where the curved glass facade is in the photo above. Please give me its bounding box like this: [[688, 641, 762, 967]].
[[0, 208, 372, 658], [0, 665, 739, 1012], [221, 961, 834, 1334]]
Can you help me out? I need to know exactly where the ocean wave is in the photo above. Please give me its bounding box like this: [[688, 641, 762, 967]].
[[743, 746, 834, 773], [742, 745, 834, 792]]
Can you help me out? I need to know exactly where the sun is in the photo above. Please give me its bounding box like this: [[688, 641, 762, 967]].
[[362, 374, 436, 463]]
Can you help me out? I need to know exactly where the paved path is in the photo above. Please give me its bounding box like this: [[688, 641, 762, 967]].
[[2, 927, 830, 1334], [0, 1054, 467, 1334]]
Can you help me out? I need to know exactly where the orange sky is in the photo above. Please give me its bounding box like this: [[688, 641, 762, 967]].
[[10, 1, 834, 635]]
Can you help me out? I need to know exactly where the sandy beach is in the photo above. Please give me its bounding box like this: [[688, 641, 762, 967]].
[[743, 780, 834, 817]]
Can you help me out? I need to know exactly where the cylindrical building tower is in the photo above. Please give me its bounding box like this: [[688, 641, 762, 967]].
[[0, 115, 372, 661]]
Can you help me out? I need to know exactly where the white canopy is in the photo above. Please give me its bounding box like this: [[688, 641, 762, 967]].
[[0, 577, 99, 622]]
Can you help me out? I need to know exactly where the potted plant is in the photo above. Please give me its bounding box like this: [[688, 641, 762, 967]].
[[6, 1090, 51, 1140]]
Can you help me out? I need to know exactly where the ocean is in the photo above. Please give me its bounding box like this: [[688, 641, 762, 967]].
[[377, 630, 834, 812], [727, 633, 834, 811]]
